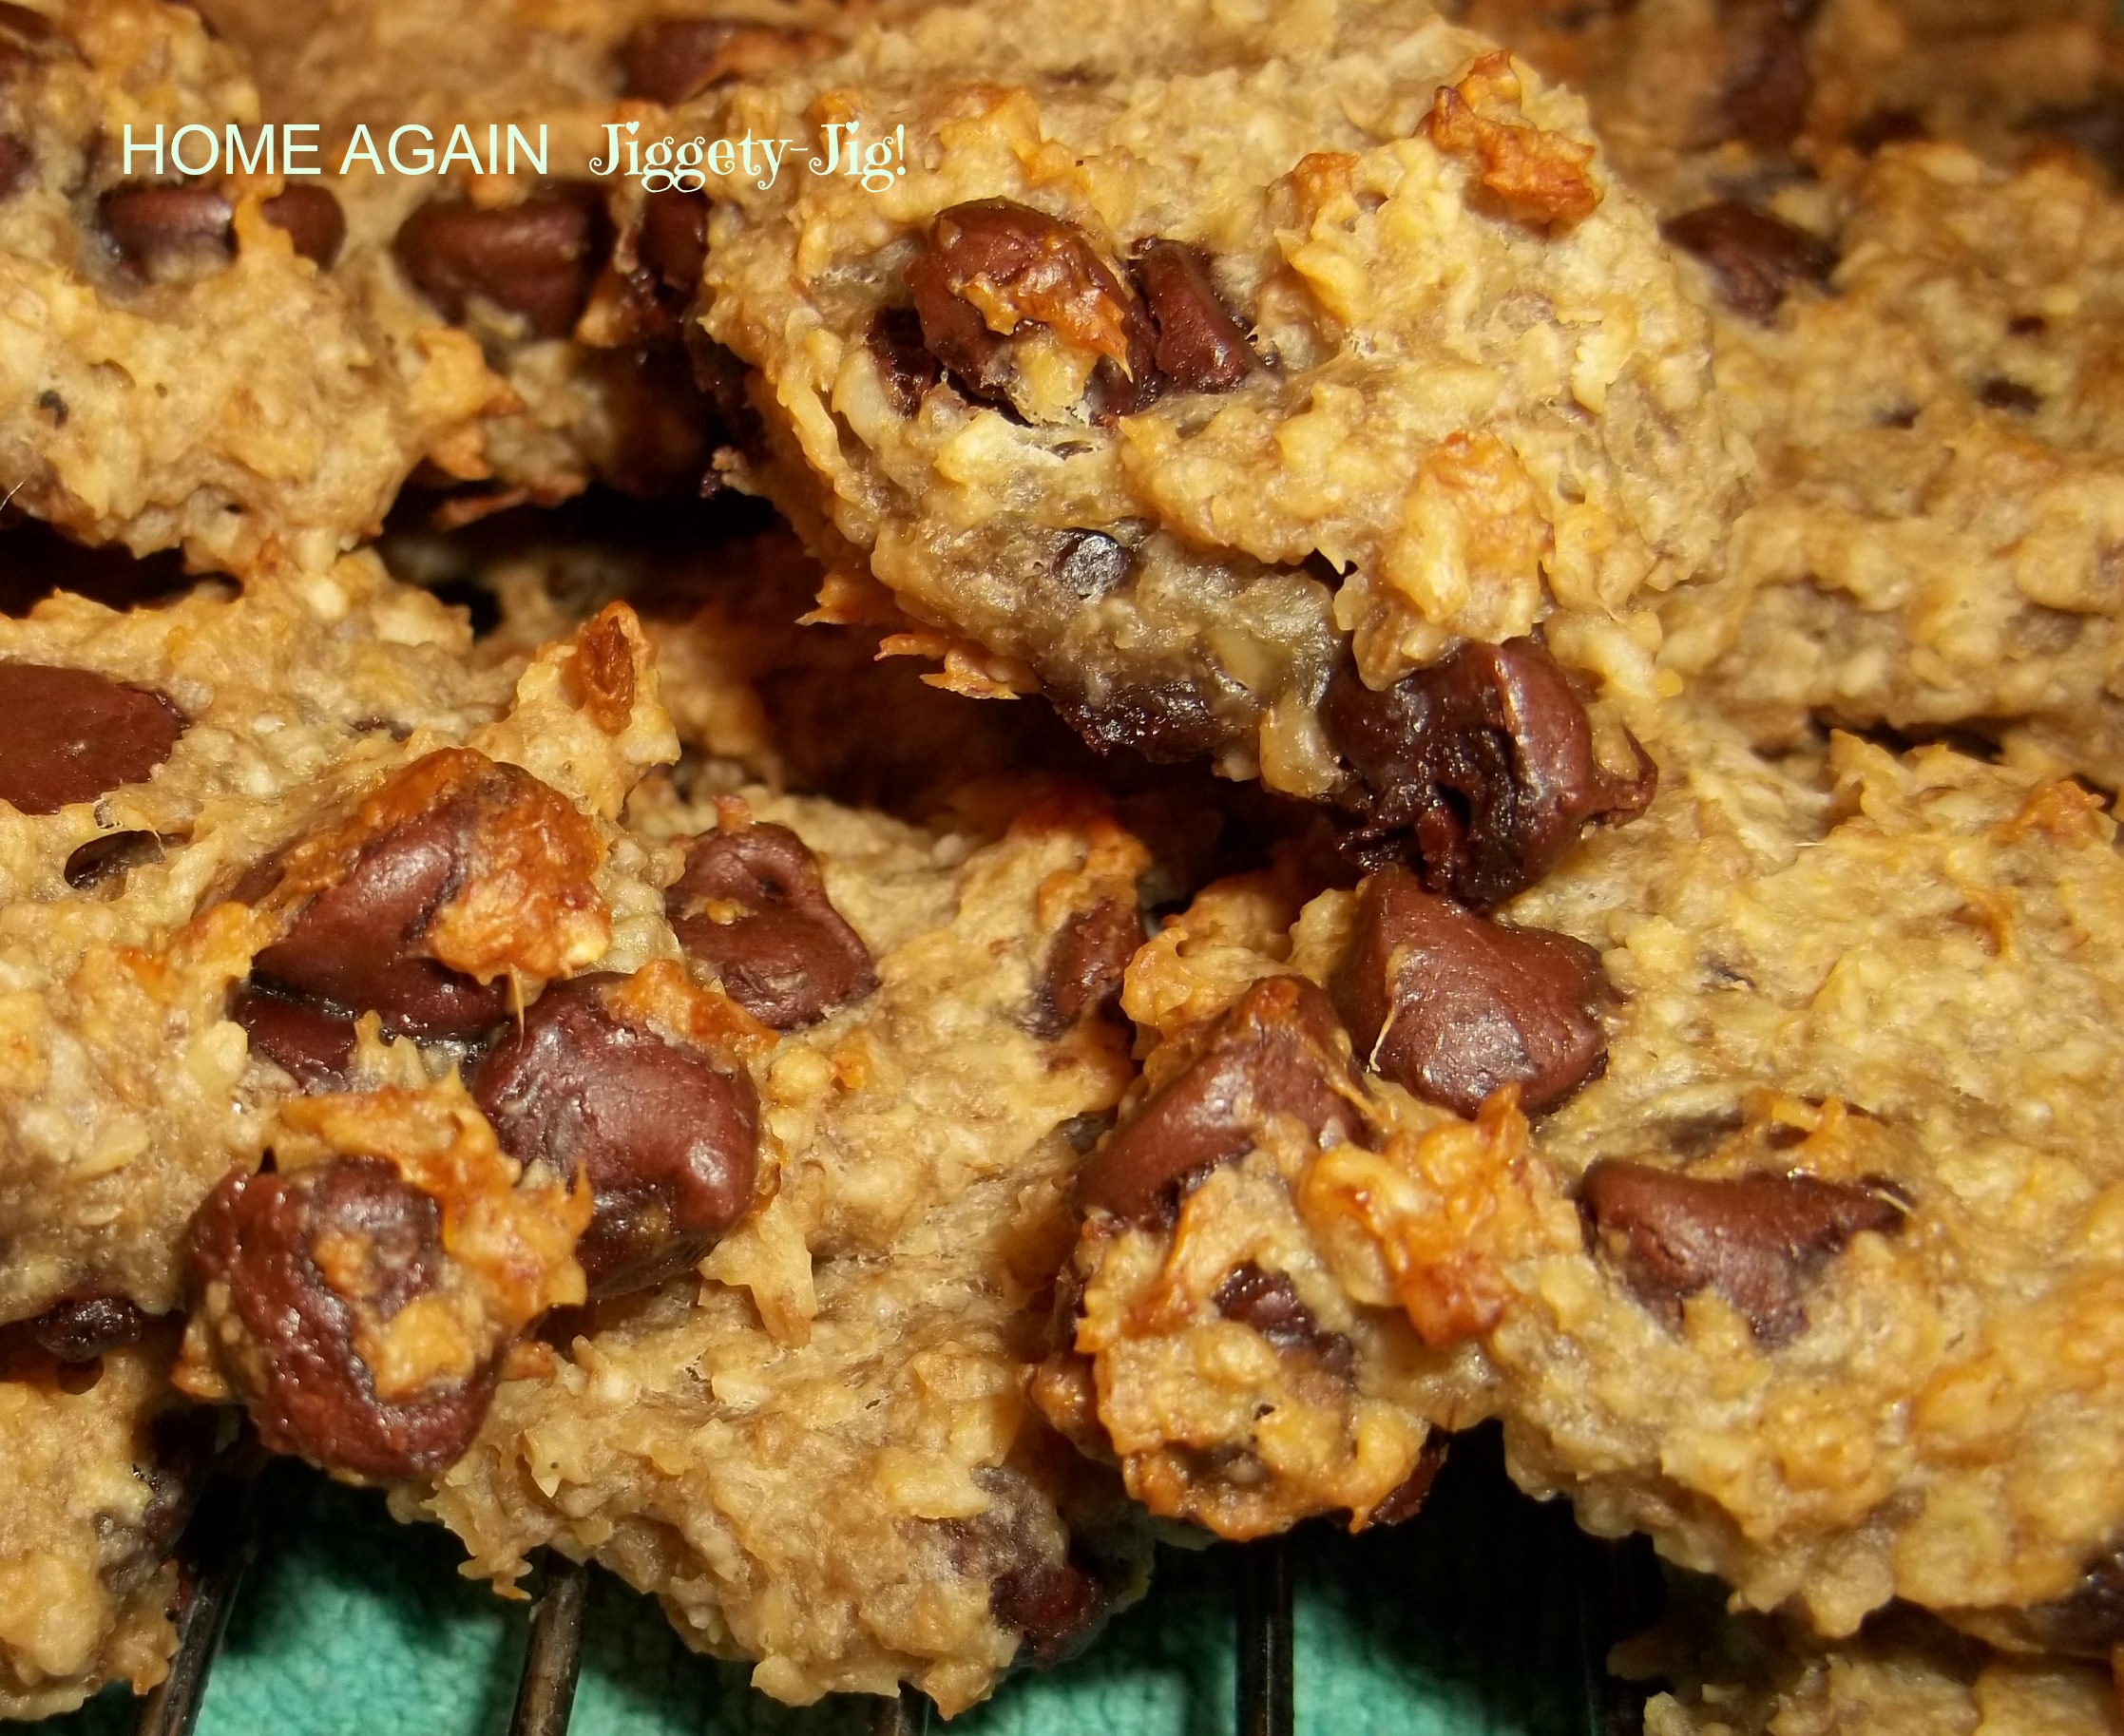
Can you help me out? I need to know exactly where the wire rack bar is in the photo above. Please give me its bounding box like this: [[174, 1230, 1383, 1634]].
[[1236, 1537, 1294, 1736], [507, 1552, 591, 1736], [134, 1461, 261, 1736], [870, 1684, 931, 1736]]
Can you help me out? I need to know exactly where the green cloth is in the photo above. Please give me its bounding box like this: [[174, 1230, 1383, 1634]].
[[44, 1428, 1610, 1735]]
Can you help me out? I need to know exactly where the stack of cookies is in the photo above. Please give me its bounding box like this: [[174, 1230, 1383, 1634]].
[[3, 0, 2123, 1728]]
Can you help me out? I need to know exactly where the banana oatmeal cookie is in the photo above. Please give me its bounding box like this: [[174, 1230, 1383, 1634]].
[[0, 1322, 214, 1721], [669, 0, 1733, 887], [1041, 702, 2124, 1644], [1629, 1574, 2124, 1736], [384, 775, 1156, 1713], [0, 0, 509, 573]]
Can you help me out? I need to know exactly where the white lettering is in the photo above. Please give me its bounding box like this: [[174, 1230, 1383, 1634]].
[[224, 124, 272, 175], [388, 124, 434, 176], [339, 124, 385, 175], [283, 123, 320, 175], [121, 124, 163, 177], [169, 123, 219, 177], [506, 124, 546, 176], [438, 124, 484, 176]]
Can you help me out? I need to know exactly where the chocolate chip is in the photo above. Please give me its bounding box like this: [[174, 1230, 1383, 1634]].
[[0, 3, 59, 46], [2028, 95, 2124, 186], [230, 985, 356, 1089], [1213, 1262, 1353, 1376], [100, 183, 234, 271], [129, 1405, 217, 1575], [668, 824, 877, 1029], [0, 133, 29, 200], [637, 187, 706, 296], [993, 1555, 1100, 1667], [394, 188, 607, 338], [1050, 677, 1234, 764], [1322, 639, 1655, 908], [184, 1156, 497, 1478], [1368, 1437, 1446, 1527], [866, 306, 941, 416], [0, 662, 183, 814], [2006, 315, 2048, 337], [1051, 529, 1135, 600], [1662, 200, 1837, 322], [1717, 0, 1821, 150], [260, 183, 345, 267], [1848, 108, 1926, 154], [1134, 240, 1253, 393], [1998, 1550, 2124, 1656], [1080, 975, 1366, 1225], [1026, 899, 1143, 1040], [63, 829, 169, 891], [1331, 868, 1607, 1116], [618, 18, 828, 105], [469, 974, 759, 1300], [1979, 376, 2041, 414], [22, 1294, 146, 1363], [905, 199, 1151, 403], [245, 762, 554, 1040], [962, 1467, 1123, 1668], [1579, 1158, 1906, 1342]]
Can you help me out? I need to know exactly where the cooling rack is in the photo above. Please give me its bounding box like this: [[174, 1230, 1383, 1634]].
[[48, 1423, 1653, 1736]]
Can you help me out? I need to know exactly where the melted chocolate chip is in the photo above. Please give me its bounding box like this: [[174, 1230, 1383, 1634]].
[[1134, 240, 1253, 393], [20, 1294, 146, 1363], [618, 18, 825, 105], [963, 1466, 1123, 1668], [100, 183, 233, 271], [1848, 108, 1926, 154], [1213, 1262, 1353, 1376], [1049, 677, 1233, 764], [866, 305, 942, 416], [1978, 376, 2041, 414], [0, 3, 59, 47], [1332, 868, 1607, 1116], [63, 829, 169, 892], [1080, 975, 1365, 1226], [667, 824, 877, 1029], [1051, 529, 1134, 600], [260, 183, 345, 267], [394, 188, 607, 338], [1717, 0, 1821, 150], [0, 663, 184, 814], [637, 186, 706, 296], [1322, 640, 1655, 908], [1579, 1158, 1906, 1342], [184, 1156, 496, 1478], [230, 985, 356, 1089], [1026, 899, 1142, 1040], [469, 974, 759, 1299], [1663, 200, 1837, 322], [244, 767, 542, 1041]]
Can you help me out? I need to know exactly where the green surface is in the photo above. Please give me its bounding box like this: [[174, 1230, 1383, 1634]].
[[42, 1427, 1615, 1736]]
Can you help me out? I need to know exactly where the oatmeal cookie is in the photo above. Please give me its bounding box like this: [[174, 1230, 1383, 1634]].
[[1631, 1575, 2124, 1736], [0, 0, 509, 573], [0, 556, 669, 1351], [1653, 141, 2124, 787], [670, 0, 1733, 884], [385, 777, 1157, 1713], [1042, 702, 2124, 1642], [0, 1323, 214, 1722]]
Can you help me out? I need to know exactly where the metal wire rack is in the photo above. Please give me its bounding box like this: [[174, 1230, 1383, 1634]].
[[126, 1439, 1648, 1736]]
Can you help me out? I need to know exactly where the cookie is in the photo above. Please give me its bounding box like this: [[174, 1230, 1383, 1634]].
[[1042, 700, 2124, 1642], [1655, 140, 2124, 787], [0, 558, 669, 1345], [0, 1323, 213, 1720], [661, 0, 1732, 893], [402, 782, 1158, 1713], [0, 0, 510, 573], [1631, 1574, 2124, 1736]]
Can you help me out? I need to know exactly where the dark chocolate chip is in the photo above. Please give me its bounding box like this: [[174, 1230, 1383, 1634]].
[[1134, 240, 1253, 393], [1026, 899, 1143, 1040], [1080, 974, 1365, 1225], [245, 767, 540, 1040], [1051, 529, 1134, 600], [1331, 867, 1607, 1116], [866, 305, 942, 416], [1579, 1158, 1906, 1342], [1213, 1262, 1353, 1377], [261, 183, 345, 267], [667, 823, 877, 1029], [394, 188, 607, 338], [1848, 108, 1926, 154], [0, 662, 184, 814], [1049, 677, 1234, 764], [1717, 0, 1822, 151], [469, 973, 759, 1299], [1998, 1549, 2124, 1657], [963, 1466, 1123, 1668], [100, 182, 234, 271], [637, 186, 706, 296], [25, 1294, 147, 1362], [2006, 315, 2048, 337], [1978, 376, 2041, 414], [0, 133, 29, 200], [184, 1156, 496, 1478], [993, 1555, 1100, 1668], [229, 985, 356, 1089], [618, 18, 825, 105], [34, 389, 65, 425], [1322, 639, 1655, 908], [1663, 200, 1837, 322], [63, 829, 169, 891]]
